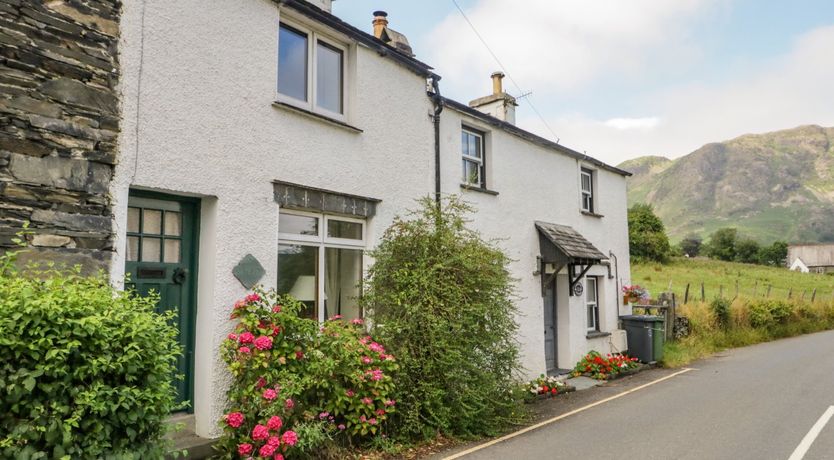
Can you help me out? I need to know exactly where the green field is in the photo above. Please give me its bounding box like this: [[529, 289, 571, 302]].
[[632, 257, 834, 304]]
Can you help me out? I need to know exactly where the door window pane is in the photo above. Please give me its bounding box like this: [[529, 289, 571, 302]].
[[280, 213, 319, 236], [324, 248, 362, 320], [143, 209, 162, 234], [142, 237, 161, 262], [164, 211, 181, 236], [127, 207, 140, 233], [277, 244, 318, 319], [316, 41, 343, 114], [164, 239, 181, 263], [327, 219, 362, 240], [278, 24, 308, 101], [127, 236, 139, 261]]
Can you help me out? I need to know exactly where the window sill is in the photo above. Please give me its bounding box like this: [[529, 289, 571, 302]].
[[586, 331, 611, 339], [460, 183, 499, 196], [581, 210, 604, 218], [272, 101, 363, 133]]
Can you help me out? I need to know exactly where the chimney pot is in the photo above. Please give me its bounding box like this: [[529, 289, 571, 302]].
[[373, 11, 389, 39], [491, 71, 505, 95]]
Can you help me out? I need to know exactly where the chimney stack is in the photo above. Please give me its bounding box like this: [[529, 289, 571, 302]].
[[469, 72, 518, 124], [372, 11, 388, 39]]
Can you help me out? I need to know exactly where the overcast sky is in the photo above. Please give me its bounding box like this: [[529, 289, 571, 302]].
[[333, 0, 834, 165]]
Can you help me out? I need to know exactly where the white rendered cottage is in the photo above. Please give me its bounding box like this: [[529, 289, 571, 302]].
[[111, 0, 632, 438]]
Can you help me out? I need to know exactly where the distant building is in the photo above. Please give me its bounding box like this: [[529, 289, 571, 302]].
[[787, 244, 834, 273]]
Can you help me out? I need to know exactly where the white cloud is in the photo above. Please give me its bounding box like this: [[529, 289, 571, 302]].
[[604, 117, 661, 131], [519, 25, 834, 165], [424, 0, 719, 100]]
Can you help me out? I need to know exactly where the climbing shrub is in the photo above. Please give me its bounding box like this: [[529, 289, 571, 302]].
[[0, 250, 181, 458], [216, 289, 397, 459], [361, 196, 524, 440]]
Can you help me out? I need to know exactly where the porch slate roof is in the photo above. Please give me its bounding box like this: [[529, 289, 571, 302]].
[[535, 221, 607, 262]]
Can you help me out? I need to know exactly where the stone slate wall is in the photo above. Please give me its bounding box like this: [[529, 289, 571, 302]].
[[0, 0, 121, 274]]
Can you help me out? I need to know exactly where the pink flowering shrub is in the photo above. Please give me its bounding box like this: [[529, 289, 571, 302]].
[[216, 288, 397, 458]]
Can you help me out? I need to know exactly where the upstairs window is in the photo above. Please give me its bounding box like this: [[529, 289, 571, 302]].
[[580, 168, 594, 213], [278, 22, 345, 118], [462, 128, 485, 188]]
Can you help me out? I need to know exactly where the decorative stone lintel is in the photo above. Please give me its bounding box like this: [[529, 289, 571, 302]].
[[273, 181, 380, 218]]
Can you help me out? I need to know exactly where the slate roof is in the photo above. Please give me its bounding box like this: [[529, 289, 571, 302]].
[[535, 221, 607, 261]]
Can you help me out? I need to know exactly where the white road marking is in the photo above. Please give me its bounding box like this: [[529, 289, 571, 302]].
[[443, 368, 695, 459], [788, 406, 834, 460]]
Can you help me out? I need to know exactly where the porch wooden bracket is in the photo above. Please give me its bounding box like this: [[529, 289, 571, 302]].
[[539, 259, 563, 297], [568, 263, 593, 295]]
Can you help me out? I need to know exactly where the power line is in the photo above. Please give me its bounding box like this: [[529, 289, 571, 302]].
[[450, 0, 560, 143]]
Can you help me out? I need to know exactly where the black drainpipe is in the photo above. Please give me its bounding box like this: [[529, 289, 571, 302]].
[[429, 75, 444, 207]]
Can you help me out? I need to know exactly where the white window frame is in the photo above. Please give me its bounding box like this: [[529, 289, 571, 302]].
[[462, 127, 485, 188], [278, 210, 365, 323], [586, 277, 599, 332], [276, 19, 349, 122], [580, 167, 594, 213]]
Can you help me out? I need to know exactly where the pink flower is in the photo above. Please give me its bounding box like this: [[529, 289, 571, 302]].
[[346, 389, 355, 397], [272, 304, 282, 313], [238, 443, 253, 456], [225, 412, 244, 428], [267, 436, 281, 447], [361, 356, 372, 364], [359, 336, 370, 345], [274, 454, 284, 460], [318, 411, 329, 420], [384, 399, 396, 406], [227, 333, 237, 341], [272, 326, 282, 336], [233, 300, 246, 310], [259, 443, 276, 457], [361, 397, 373, 405], [238, 346, 251, 354], [267, 415, 283, 431], [369, 342, 385, 353], [246, 293, 261, 303], [255, 336, 273, 350], [330, 314, 342, 320], [263, 389, 277, 400], [338, 424, 346, 430], [256, 377, 267, 388], [370, 369, 384, 381], [281, 430, 298, 447], [369, 418, 378, 425], [284, 398, 294, 409], [360, 415, 367, 422], [351, 318, 364, 325], [252, 424, 269, 441], [376, 409, 386, 416], [239, 332, 255, 344]]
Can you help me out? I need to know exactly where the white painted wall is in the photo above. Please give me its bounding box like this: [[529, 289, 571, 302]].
[[439, 108, 632, 375], [114, 0, 434, 437]]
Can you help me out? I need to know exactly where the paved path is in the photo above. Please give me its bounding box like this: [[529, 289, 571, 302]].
[[445, 330, 834, 460]]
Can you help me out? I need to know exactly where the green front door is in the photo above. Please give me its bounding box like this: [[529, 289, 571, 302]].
[[124, 191, 199, 411]]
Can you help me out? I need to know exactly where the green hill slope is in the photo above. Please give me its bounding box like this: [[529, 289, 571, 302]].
[[620, 125, 834, 243]]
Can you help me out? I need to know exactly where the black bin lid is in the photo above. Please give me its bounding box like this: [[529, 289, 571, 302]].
[[619, 315, 664, 322]]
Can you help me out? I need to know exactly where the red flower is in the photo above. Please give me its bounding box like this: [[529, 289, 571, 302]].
[[238, 443, 253, 456], [281, 430, 298, 447], [263, 389, 277, 400], [272, 304, 282, 313], [267, 435, 281, 446], [256, 377, 267, 388], [239, 332, 255, 344], [255, 336, 273, 351], [267, 415, 283, 431], [259, 443, 277, 457], [551, 388, 558, 395], [245, 293, 261, 303], [295, 350, 304, 360], [252, 424, 269, 441], [225, 412, 244, 428]]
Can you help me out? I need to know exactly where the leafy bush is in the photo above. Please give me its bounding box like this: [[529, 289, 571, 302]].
[[628, 204, 671, 263], [710, 297, 732, 329], [748, 300, 792, 328], [216, 289, 397, 458], [705, 228, 738, 261], [0, 250, 181, 458], [361, 196, 523, 440], [571, 351, 639, 380]]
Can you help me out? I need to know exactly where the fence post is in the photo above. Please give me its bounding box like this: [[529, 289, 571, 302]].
[[753, 281, 758, 298], [701, 282, 705, 302], [767, 285, 772, 298], [788, 287, 793, 299], [735, 280, 739, 299], [684, 283, 690, 304], [812, 288, 817, 303]]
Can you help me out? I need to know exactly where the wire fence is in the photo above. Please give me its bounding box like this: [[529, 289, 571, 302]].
[[670, 281, 832, 305]]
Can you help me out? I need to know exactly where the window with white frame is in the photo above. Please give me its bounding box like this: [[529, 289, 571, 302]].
[[277, 22, 346, 118], [462, 127, 485, 188], [586, 277, 599, 332], [277, 210, 364, 322], [580, 168, 595, 213]]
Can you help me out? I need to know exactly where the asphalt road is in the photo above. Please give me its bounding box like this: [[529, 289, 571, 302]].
[[451, 330, 834, 460]]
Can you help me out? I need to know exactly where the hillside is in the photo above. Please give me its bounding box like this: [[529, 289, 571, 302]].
[[620, 125, 834, 243], [633, 257, 834, 305]]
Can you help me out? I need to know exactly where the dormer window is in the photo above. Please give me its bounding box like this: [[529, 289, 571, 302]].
[[278, 22, 346, 119]]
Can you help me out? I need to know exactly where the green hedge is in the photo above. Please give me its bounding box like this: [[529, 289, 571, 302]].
[[0, 252, 181, 459]]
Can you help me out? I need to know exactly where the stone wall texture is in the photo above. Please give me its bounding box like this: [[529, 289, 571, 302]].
[[0, 0, 121, 274]]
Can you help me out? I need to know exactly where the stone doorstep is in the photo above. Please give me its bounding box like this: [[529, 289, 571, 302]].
[[165, 414, 216, 460]]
